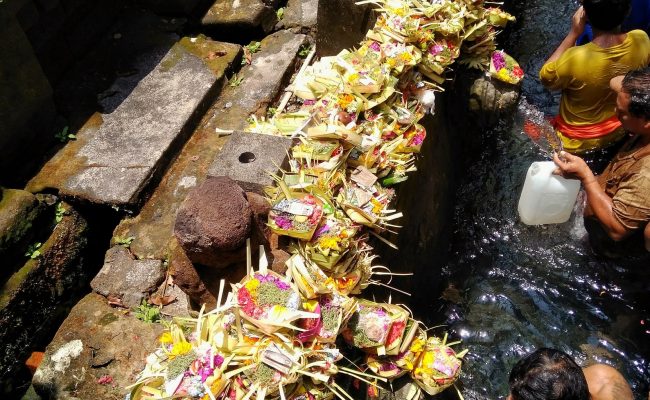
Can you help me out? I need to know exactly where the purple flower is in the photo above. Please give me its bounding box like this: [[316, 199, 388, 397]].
[[429, 44, 444, 55], [274, 215, 293, 229], [314, 224, 331, 238], [213, 354, 224, 368], [303, 99, 316, 106], [492, 51, 506, 70], [276, 280, 291, 290], [369, 41, 381, 52]]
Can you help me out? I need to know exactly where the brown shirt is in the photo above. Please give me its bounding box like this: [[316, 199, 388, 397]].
[[598, 136, 650, 231]]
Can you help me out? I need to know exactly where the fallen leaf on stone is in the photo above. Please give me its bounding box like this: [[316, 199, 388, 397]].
[[149, 294, 176, 306], [107, 295, 126, 308], [97, 375, 113, 385], [206, 51, 227, 60]]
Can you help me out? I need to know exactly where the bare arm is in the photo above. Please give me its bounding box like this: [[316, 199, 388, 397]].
[[544, 6, 587, 64], [553, 152, 630, 241], [645, 223, 650, 252]]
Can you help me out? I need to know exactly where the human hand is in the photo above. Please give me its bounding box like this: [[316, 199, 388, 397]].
[[553, 151, 592, 181], [570, 6, 586, 35]]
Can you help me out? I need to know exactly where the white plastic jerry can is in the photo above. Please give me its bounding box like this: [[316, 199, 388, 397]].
[[518, 161, 581, 225]]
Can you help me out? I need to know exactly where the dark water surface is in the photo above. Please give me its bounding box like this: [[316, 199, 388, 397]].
[[428, 0, 650, 398]]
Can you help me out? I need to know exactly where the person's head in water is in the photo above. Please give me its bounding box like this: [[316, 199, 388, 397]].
[[508, 348, 590, 400], [583, 0, 631, 31], [611, 67, 650, 134]]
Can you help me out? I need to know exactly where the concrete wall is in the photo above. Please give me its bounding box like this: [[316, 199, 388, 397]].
[[0, 0, 121, 186]]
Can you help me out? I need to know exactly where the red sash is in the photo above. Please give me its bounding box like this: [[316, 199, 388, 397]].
[[552, 114, 622, 139]]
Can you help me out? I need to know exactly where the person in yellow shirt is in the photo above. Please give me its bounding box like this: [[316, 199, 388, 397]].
[[539, 0, 650, 172]]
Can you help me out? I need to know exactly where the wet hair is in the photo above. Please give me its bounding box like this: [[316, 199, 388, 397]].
[[508, 348, 590, 400], [622, 67, 650, 120], [583, 0, 631, 30]]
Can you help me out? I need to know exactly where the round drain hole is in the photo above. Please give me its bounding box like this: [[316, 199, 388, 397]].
[[238, 152, 256, 163]]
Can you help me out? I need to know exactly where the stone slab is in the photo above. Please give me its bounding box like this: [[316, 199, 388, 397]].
[[201, 0, 277, 33], [32, 293, 164, 400], [26, 37, 241, 208], [91, 245, 165, 308], [278, 0, 318, 32], [207, 131, 292, 194], [201, 30, 308, 132]]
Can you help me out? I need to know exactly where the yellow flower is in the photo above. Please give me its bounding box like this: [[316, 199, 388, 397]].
[[338, 94, 354, 109], [400, 51, 413, 64], [347, 73, 360, 84], [245, 279, 260, 296], [170, 341, 193, 356], [159, 332, 173, 344], [319, 236, 341, 251]]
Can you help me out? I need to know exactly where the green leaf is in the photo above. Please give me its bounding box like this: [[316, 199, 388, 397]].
[[276, 7, 284, 20], [25, 242, 42, 259], [298, 44, 311, 58], [133, 299, 161, 323], [229, 74, 244, 87], [245, 41, 261, 53], [114, 235, 135, 247], [54, 202, 66, 224]]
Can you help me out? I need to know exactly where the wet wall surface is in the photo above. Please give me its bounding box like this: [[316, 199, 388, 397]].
[[427, 0, 650, 398]]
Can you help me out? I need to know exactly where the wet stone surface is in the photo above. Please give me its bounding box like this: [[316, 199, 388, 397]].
[[0, 204, 88, 390]]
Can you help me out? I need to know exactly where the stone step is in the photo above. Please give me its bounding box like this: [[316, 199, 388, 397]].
[[202, 29, 308, 132], [32, 293, 164, 400], [26, 36, 242, 209], [107, 30, 307, 309]]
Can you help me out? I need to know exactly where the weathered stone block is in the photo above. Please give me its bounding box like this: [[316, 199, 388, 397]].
[[317, 0, 377, 56], [90, 246, 165, 308], [201, 30, 308, 131], [207, 131, 292, 194], [32, 293, 164, 400], [0, 204, 88, 388], [278, 0, 318, 33], [202, 0, 277, 33], [27, 38, 241, 208]]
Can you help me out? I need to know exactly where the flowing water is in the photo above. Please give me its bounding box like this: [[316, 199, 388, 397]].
[[427, 0, 650, 398]]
